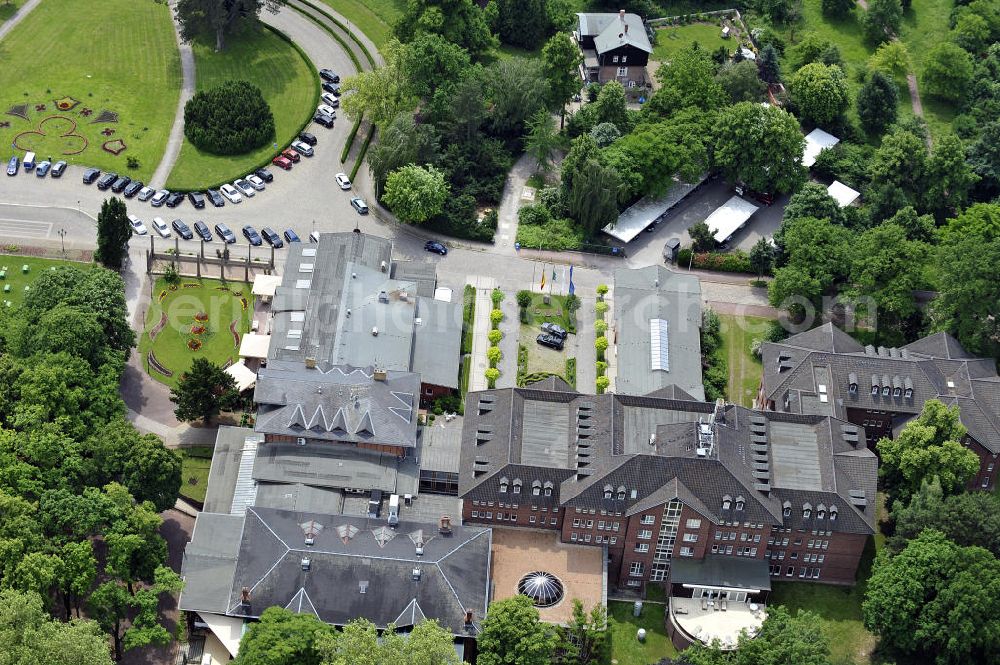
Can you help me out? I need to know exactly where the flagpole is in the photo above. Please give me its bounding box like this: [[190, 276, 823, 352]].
[[532, 262, 537, 293]]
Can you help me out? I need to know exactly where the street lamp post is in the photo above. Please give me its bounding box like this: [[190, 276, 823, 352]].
[[57, 228, 66, 254]]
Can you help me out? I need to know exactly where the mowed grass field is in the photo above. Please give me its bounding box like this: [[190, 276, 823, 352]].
[[0, 0, 181, 181], [899, 0, 958, 139], [165, 26, 317, 190], [138, 277, 252, 388], [653, 23, 731, 61], [718, 313, 771, 407], [0, 255, 93, 307], [608, 600, 678, 665], [317, 0, 405, 47]]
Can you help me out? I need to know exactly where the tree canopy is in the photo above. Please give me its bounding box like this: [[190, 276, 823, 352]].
[[923, 42, 974, 102], [95, 198, 130, 272], [889, 477, 1000, 557], [857, 70, 898, 135], [478, 595, 558, 665], [175, 0, 282, 51], [789, 63, 850, 125], [170, 357, 240, 425], [383, 164, 450, 223], [0, 589, 113, 665], [713, 102, 806, 195], [183, 80, 275, 155]]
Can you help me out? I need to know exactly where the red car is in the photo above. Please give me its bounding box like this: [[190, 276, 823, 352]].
[[272, 156, 294, 170], [281, 148, 301, 163]]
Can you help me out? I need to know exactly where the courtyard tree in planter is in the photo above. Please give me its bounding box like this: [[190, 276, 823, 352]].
[[595, 335, 608, 361], [516, 290, 533, 322], [170, 357, 240, 425], [596, 284, 608, 300], [596, 375, 609, 394], [485, 367, 500, 389], [487, 346, 502, 368], [490, 308, 504, 328]]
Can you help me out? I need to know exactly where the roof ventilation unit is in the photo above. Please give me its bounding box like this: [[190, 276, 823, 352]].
[[378, 290, 389, 303], [300, 558, 311, 571]]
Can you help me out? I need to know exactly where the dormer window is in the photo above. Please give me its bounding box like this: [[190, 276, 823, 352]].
[[849, 382, 857, 394], [871, 384, 879, 396], [802, 503, 812, 519], [830, 506, 838, 521], [734, 496, 745, 511], [603, 485, 613, 499], [531, 481, 541, 496], [499, 477, 508, 493], [722, 495, 732, 511], [543, 481, 553, 497], [512, 479, 522, 494], [617, 485, 626, 501], [882, 385, 890, 397], [782, 504, 791, 518], [904, 387, 913, 399], [893, 387, 901, 398], [817, 504, 826, 520]]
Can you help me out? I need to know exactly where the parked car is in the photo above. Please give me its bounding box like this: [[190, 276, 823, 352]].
[[51, 161, 67, 178], [242, 225, 262, 246], [321, 92, 339, 108], [96, 172, 118, 190], [246, 174, 266, 191], [151, 189, 169, 207], [541, 322, 568, 340], [261, 227, 283, 248], [151, 217, 171, 238], [123, 180, 144, 198], [35, 161, 52, 177], [317, 104, 337, 118], [424, 240, 447, 255], [734, 182, 774, 206], [82, 167, 100, 184], [187, 191, 206, 209], [23, 152, 36, 171], [367, 489, 382, 519], [254, 167, 274, 183], [193, 220, 213, 242], [110, 175, 131, 192], [319, 68, 340, 83], [350, 197, 369, 214], [298, 131, 317, 146], [290, 140, 313, 157], [205, 189, 225, 207], [137, 186, 155, 201], [127, 214, 148, 235], [6, 156, 18, 176], [281, 148, 300, 163], [171, 219, 193, 240], [214, 223, 236, 244], [313, 112, 334, 128], [271, 155, 293, 170], [321, 81, 340, 95], [165, 191, 185, 208], [233, 178, 255, 197], [283, 229, 301, 243], [220, 183, 242, 204], [536, 333, 565, 351], [334, 172, 351, 190]]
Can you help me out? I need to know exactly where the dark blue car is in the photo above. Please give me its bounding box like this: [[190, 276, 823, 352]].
[[424, 240, 447, 256], [242, 225, 262, 246], [283, 229, 300, 243]]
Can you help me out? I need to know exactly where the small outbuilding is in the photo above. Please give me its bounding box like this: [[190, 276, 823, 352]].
[[705, 196, 760, 245], [827, 180, 861, 208], [802, 128, 840, 168]]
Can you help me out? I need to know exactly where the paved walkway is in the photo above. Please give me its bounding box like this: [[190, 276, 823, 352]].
[[0, 0, 42, 40], [467, 276, 497, 392], [150, 2, 196, 190], [495, 153, 535, 254], [287, 0, 381, 67], [495, 291, 520, 389], [575, 295, 597, 392]]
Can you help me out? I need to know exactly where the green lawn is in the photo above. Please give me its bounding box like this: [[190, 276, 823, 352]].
[[0, 0, 181, 181], [317, 0, 404, 47], [898, 0, 958, 139], [0, 255, 93, 307], [165, 26, 317, 190], [717, 313, 771, 407], [138, 277, 252, 388], [653, 23, 731, 61], [179, 445, 214, 503], [769, 538, 881, 665], [609, 600, 679, 665]]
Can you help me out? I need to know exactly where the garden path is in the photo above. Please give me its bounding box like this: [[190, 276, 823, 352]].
[[150, 1, 196, 189], [0, 0, 42, 40], [467, 276, 497, 392], [496, 153, 535, 254]]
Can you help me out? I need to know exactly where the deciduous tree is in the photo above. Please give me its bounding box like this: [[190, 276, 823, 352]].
[[234, 607, 332, 665], [923, 42, 973, 102], [648, 45, 727, 116], [524, 110, 560, 172], [715, 60, 767, 103], [383, 164, 449, 224], [867, 40, 910, 78], [340, 41, 417, 128], [863, 0, 902, 44], [95, 198, 130, 272], [688, 221, 716, 253], [541, 33, 584, 126], [848, 222, 928, 326], [713, 102, 806, 194], [478, 595, 557, 665], [0, 589, 113, 665], [394, 0, 495, 56], [789, 63, 850, 125], [366, 113, 439, 197], [175, 0, 282, 51]]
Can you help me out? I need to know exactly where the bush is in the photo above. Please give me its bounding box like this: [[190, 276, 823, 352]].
[[537, 187, 567, 217], [565, 357, 577, 388], [490, 309, 504, 327], [487, 346, 502, 367], [491, 288, 505, 307], [488, 329, 503, 345], [518, 203, 552, 227], [515, 218, 586, 251], [596, 360, 607, 376], [595, 335, 608, 355], [485, 367, 500, 388], [594, 319, 607, 336], [596, 284, 609, 297], [183, 80, 275, 155], [595, 301, 609, 317], [596, 375, 610, 393], [687, 251, 756, 274]]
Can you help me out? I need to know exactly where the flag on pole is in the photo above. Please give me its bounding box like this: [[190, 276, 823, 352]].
[[568, 265, 575, 296], [540, 268, 546, 291], [552, 267, 557, 283]]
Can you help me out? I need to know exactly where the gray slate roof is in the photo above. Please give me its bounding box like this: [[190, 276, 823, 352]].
[[181, 507, 492, 635], [761, 323, 1000, 453], [613, 266, 704, 400], [577, 12, 652, 54], [671, 554, 771, 591], [461, 382, 877, 535], [254, 362, 419, 448]]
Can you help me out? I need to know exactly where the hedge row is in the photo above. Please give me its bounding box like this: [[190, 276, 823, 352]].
[[341, 115, 363, 163], [350, 124, 376, 181], [677, 249, 757, 275]]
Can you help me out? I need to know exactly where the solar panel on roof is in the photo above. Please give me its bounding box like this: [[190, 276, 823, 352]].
[[650, 318, 669, 371]]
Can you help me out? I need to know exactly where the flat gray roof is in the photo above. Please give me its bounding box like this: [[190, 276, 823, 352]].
[[671, 555, 771, 592], [613, 266, 704, 400], [520, 399, 572, 466], [420, 416, 464, 474], [253, 439, 401, 492], [769, 420, 822, 491], [178, 513, 244, 614]]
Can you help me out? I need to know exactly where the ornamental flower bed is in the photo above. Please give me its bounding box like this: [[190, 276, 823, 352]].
[[194, 312, 209, 322], [187, 339, 202, 351], [190, 324, 206, 335]]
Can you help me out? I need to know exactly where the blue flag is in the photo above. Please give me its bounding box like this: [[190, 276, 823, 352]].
[[568, 265, 575, 296]]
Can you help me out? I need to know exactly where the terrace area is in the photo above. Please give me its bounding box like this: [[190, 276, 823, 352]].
[[668, 596, 766, 650]]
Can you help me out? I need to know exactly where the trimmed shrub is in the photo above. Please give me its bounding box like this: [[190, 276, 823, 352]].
[[485, 367, 500, 388], [487, 346, 502, 367], [518, 203, 552, 226], [596, 284, 609, 296], [595, 301, 609, 317], [491, 288, 505, 307], [488, 329, 503, 345], [594, 319, 607, 336], [596, 376, 610, 393], [490, 309, 504, 327], [184, 80, 275, 155], [596, 360, 608, 376]]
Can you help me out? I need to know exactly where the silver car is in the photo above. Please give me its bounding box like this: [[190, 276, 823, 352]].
[[246, 174, 266, 191], [233, 178, 256, 197], [151, 190, 169, 207], [290, 140, 314, 157]]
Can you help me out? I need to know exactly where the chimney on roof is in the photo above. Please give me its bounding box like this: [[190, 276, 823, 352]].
[[465, 609, 474, 626], [378, 290, 389, 303], [619, 9, 625, 21], [240, 587, 251, 610], [305, 357, 317, 369], [373, 367, 388, 381], [380, 260, 388, 273], [714, 398, 726, 424], [439, 515, 452, 534]]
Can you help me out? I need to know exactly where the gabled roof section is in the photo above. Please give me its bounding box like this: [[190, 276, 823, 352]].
[[903, 331, 973, 359], [578, 12, 653, 54], [782, 322, 864, 354]]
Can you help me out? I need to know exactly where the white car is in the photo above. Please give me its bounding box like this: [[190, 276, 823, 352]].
[[220, 183, 242, 204], [233, 178, 256, 197], [137, 186, 155, 202], [321, 93, 340, 108], [335, 173, 352, 190], [151, 217, 171, 238], [150, 190, 169, 207], [127, 214, 148, 235], [246, 174, 266, 191], [317, 104, 337, 117]]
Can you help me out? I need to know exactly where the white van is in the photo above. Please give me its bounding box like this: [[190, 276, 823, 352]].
[[22, 152, 36, 171], [309, 231, 321, 243], [387, 494, 399, 526]]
